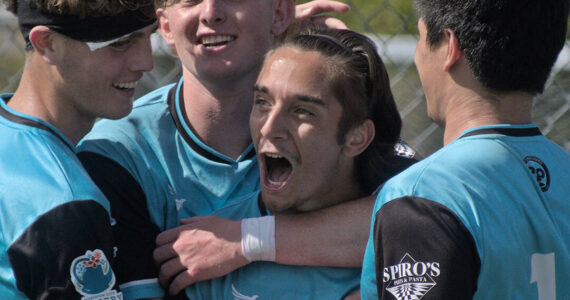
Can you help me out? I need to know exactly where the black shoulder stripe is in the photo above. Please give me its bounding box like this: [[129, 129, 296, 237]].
[[8, 200, 116, 299], [373, 196, 480, 299], [77, 151, 146, 208], [77, 151, 162, 285]]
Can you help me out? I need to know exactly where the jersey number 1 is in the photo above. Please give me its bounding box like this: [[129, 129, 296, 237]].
[[530, 253, 556, 300]]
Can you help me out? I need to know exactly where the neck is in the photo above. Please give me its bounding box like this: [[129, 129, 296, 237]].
[[442, 90, 533, 145], [181, 68, 256, 159], [7, 60, 94, 145]]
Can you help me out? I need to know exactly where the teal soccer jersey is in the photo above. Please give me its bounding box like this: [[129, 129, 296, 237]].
[[0, 94, 121, 299], [184, 191, 361, 300], [361, 124, 570, 299], [77, 78, 261, 299]]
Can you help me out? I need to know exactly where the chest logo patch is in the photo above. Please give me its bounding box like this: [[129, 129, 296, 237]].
[[383, 253, 439, 300], [70, 249, 122, 299], [524, 156, 550, 192]]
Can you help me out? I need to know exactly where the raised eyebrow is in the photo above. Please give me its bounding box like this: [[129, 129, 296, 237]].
[[253, 85, 269, 94], [253, 85, 325, 106], [296, 95, 326, 106]]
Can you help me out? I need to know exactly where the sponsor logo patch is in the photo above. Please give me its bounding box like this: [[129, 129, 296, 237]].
[[524, 156, 550, 192], [70, 249, 122, 300], [383, 253, 439, 300]]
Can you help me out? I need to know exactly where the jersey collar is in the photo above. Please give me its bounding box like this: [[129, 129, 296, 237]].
[[167, 78, 257, 165], [458, 124, 542, 140], [0, 94, 75, 152]]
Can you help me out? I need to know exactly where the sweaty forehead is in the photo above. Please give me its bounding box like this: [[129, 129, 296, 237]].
[[257, 47, 344, 109], [263, 48, 330, 87], [267, 47, 331, 79]]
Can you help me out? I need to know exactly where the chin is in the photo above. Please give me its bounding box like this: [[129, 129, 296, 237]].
[[261, 195, 291, 213], [107, 102, 134, 120]]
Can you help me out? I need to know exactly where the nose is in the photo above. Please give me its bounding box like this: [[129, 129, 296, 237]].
[[129, 36, 154, 73], [201, 0, 226, 26], [259, 106, 288, 141]]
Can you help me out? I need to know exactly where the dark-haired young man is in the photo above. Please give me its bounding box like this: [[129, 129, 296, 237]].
[[0, 0, 156, 298], [179, 26, 416, 300], [361, 0, 570, 299]]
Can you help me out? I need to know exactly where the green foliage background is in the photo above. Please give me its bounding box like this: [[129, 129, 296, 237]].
[[301, 0, 570, 39]]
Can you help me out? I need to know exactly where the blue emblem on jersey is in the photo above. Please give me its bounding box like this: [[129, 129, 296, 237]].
[[524, 156, 550, 192], [70, 249, 122, 299]]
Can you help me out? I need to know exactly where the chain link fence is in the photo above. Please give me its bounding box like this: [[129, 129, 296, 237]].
[[1, 2, 568, 156]]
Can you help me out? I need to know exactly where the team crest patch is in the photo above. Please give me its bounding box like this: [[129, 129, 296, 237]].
[[70, 249, 123, 300], [383, 253, 439, 300], [524, 156, 550, 192]]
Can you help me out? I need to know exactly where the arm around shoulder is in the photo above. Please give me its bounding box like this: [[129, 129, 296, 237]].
[[274, 195, 375, 267]]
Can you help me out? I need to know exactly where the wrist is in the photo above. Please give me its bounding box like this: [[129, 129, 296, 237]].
[[241, 216, 276, 262]]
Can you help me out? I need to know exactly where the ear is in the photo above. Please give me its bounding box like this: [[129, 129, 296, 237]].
[[271, 0, 295, 36], [342, 119, 375, 158], [157, 8, 175, 48], [443, 28, 462, 71], [28, 26, 59, 65]]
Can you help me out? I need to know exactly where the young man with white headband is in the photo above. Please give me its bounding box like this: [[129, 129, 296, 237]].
[[0, 0, 156, 298]]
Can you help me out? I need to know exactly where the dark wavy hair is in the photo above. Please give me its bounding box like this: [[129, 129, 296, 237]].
[[153, 0, 177, 9], [276, 27, 403, 195], [414, 0, 569, 95]]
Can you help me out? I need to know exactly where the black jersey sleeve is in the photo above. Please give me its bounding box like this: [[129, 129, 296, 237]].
[[7, 200, 118, 299], [77, 151, 161, 287], [373, 196, 480, 299]]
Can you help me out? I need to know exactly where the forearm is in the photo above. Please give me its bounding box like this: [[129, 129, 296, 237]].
[[274, 195, 374, 267]]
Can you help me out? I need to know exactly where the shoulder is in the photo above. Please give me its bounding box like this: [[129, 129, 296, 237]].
[[78, 83, 176, 156], [375, 139, 496, 211], [1, 131, 108, 210]]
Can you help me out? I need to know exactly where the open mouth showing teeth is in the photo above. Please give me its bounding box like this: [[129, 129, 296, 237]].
[[200, 35, 235, 48], [113, 81, 137, 90], [265, 153, 292, 187]]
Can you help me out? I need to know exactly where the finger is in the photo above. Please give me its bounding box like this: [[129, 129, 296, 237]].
[[179, 215, 206, 224], [153, 243, 177, 265], [343, 290, 361, 300], [180, 216, 213, 225], [158, 257, 186, 289], [169, 270, 197, 296], [156, 226, 181, 246], [310, 16, 348, 29], [297, 0, 350, 19]]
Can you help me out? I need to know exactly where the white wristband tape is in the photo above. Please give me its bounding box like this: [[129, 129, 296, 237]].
[[241, 216, 276, 262]]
